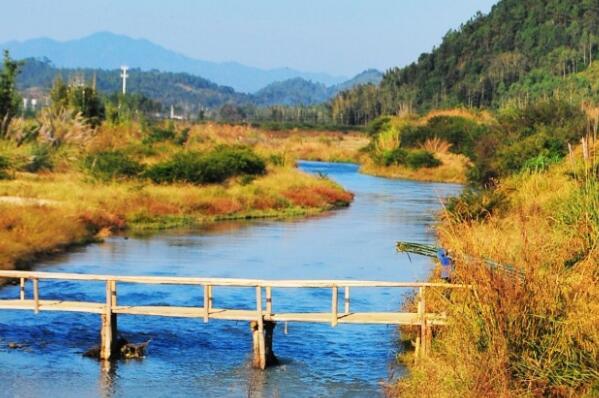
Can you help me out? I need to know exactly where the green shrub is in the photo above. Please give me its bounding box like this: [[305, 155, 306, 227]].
[[445, 188, 509, 222], [145, 146, 266, 185], [400, 116, 487, 158], [24, 144, 53, 172], [405, 150, 441, 169], [376, 148, 440, 169], [495, 131, 567, 175], [143, 126, 176, 144], [0, 155, 10, 179], [367, 116, 393, 136], [174, 128, 190, 146], [83, 151, 144, 180], [522, 153, 562, 173], [268, 154, 286, 167]]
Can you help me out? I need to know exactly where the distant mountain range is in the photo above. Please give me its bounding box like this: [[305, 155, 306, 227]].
[[15, 58, 382, 112], [254, 70, 383, 106], [1, 32, 349, 93]]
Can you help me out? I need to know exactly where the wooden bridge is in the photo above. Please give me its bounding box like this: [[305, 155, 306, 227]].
[[0, 270, 466, 369]]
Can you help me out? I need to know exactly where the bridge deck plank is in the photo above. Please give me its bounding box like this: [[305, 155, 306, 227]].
[[0, 300, 447, 325]]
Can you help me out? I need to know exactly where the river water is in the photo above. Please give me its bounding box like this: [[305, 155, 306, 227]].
[[0, 161, 460, 397]]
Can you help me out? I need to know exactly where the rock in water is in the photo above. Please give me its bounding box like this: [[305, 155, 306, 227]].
[[120, 340, 151, 359], [83, 337, 151, 360]]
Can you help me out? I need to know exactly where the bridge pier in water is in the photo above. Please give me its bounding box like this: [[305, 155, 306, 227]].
[[100, 280, 118, 360], [250, 320, 278, 369]]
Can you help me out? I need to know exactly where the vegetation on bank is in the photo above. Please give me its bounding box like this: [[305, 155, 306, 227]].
[[0, 123, 354, 271], [0, 57, 357, 271], [359, 101, 590, 184], [391, 112, 598, 396]]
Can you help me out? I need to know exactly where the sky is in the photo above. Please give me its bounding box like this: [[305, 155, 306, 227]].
[[0, 0, 499, 76]]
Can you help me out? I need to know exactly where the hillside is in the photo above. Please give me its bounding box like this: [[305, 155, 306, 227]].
[[332, 0, 599, 124], [254, 70, 382, 106], [1, 32, 347, 93], [15, 58, 382, 113], [16, 58, 249, 113]]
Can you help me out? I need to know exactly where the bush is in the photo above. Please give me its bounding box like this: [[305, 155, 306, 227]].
[[376, 148, 440, 169], [495, 131, 567, 175], [0, 155, 10, 179], [400, 116, 487, 158], [83, 151, 144, 180], [24, 144, 53, 172], [445, 188, 508, 222], [145, 146, 266, 185], [174, 128, 190, 146], [380, 148, 407, 166], [143, 126, 176, 144], [405, 150, 441, 169]]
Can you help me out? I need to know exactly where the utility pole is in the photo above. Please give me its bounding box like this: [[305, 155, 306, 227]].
[[120, 65, 129, 95]]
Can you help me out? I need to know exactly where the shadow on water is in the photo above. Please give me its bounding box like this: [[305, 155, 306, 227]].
[[0, 161, 461, 397]]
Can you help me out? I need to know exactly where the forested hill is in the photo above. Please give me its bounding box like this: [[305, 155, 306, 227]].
[[16, 58, 381, 112], [17, 58, 249, 113], [332, 0, 599, 125], [253, 70, 382, 106]]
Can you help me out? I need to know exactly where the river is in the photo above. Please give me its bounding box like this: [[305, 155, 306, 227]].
[[0, 161, 461, 397]]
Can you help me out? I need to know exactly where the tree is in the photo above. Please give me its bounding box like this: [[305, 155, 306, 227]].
[[0, 50, 21, 138], [49, 75, 69, 111]]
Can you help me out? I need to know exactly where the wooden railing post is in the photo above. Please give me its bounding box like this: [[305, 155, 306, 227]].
[[266, 286, 272, 317], [208, 285, 213, 312], [331, 286, 338, 327], [344, 286, 350, 314], [100, 280, 117, 360], [19, 278, 25, 301], [110, 280, 117, 308], [32, 278, 39, 314], [418, 286, 426, 357], [203, 284, 210, 323], [254, 286, 266, 369]]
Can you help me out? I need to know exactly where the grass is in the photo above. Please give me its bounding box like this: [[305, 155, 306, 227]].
[[392, 141, 599, 397], [361, 152, 471, 183], [360, 109, 483, 183], [0, 121, 355, 272]]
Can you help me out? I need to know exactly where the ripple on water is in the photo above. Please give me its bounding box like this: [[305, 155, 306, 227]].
[[0, 161, 461, 397]]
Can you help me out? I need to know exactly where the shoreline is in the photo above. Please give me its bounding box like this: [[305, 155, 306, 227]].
[[0, 200, 349, 286]]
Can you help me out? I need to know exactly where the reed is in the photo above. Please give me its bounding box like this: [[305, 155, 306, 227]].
[[392, 139, 599, 397]]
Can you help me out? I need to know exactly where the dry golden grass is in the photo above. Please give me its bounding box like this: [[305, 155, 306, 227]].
[[419, 107, 495, 125], [0, 121, 357, 271], [361, 152, 471, 184], [393, 147, 599, 397]]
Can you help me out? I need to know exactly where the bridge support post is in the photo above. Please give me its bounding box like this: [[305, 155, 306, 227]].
[[250, 320, 277, 369], [100, 280, 118, 360]]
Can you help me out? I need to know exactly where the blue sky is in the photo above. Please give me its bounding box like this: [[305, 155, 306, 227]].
[[1, 0, 498, 76]]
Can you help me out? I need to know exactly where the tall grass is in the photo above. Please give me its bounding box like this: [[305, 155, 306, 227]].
[[392, 139, 599, 397], [0, 121, 356, 272]]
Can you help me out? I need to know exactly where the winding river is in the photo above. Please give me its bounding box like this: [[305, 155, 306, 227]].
[[0, 161, 460, 397]]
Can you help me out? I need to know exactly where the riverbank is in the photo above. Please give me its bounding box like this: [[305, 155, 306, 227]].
[[391, 146, 599, 396], [360, 152, 470, 184], [0, 122, 356, 272], [0, 168, 352, 272]]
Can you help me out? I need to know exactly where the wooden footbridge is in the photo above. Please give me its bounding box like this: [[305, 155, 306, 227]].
[[0, 270, 466, 369]]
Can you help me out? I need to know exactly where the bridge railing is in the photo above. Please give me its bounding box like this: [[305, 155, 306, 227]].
[[0, 270, 469, 365]]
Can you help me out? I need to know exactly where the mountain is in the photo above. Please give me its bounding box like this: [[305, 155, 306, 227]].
[[17, 58, 249, 113], [15, 58, 379, 111], [331, 69, 383, 92], [331, 0, 599, 125], [1, 32, 347, 93], [254, 78, 331, 106], [254, 70, 383, 106]]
